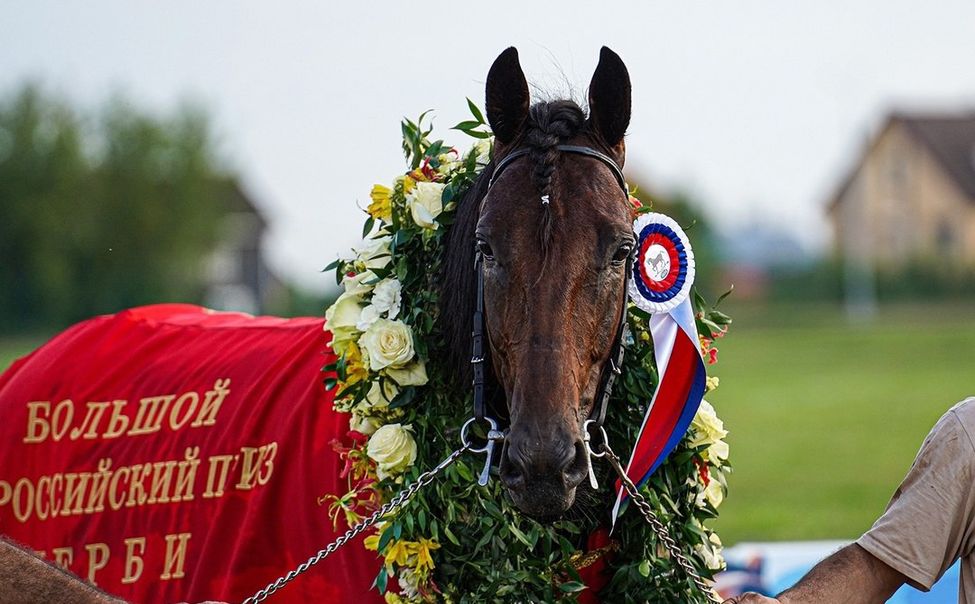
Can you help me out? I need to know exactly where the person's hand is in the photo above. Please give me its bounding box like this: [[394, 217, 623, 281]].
[[723, 593, 781, 604]]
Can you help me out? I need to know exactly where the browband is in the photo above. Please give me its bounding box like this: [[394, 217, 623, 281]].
[[487, 144, 628, 196]]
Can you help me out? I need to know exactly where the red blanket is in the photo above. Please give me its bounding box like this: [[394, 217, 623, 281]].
[[0, 304, 384, 604]]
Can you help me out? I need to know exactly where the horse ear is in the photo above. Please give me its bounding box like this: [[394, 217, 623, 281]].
[[485, 47, 530, 145], [587, 46, 631, 154]]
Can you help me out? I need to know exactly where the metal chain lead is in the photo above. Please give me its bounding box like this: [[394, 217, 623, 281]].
[[600, 443, 721, 604], [241, 445, 471, 604]]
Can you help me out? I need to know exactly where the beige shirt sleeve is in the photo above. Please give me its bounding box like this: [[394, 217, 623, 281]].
[[857, 403, 975, 590]]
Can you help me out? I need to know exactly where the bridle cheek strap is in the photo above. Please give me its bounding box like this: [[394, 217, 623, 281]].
[[471, 145, 631, 427]]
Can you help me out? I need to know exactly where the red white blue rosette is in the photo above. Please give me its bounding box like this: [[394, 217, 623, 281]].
[[612, 211, 706, 527], [628, 212, 695, 314]]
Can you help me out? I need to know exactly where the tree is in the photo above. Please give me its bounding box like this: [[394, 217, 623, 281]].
[[0, 86, 227, 331]]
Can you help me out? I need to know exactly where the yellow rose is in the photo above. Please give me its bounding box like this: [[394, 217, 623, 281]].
[[360, 318, 415, 370], [368, 184, 393, 221], [385, 360, 428, 386], [406, 181, 445, 229], [367, 423, 418, 479]]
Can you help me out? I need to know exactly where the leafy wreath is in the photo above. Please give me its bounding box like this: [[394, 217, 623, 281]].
[[322, 101, 732, 603]]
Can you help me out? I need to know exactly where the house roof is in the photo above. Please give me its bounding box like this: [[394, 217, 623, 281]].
[[218, 178, 268, 230], [898, 113, 975, 200], [827, 111, 975, 212]]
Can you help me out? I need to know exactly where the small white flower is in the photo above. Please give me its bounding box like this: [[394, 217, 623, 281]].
[[367, 423, 418, 479], [371, 278, 402, 320], [406, 181, 445, 229], [356, 304, 383, 331], [359, 318, 415, 370], [397, 567, 421, 599]]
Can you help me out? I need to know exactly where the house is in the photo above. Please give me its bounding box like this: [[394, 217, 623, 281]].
[[826, 112, 975, 271], [203, 180, 285, 314]]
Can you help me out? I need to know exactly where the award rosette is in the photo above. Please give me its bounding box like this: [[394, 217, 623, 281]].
[[612, 213, 708, 523]]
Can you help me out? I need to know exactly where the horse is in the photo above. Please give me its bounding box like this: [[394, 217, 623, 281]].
[[441, 46, 633, 521], [0, 47, 639, 602]]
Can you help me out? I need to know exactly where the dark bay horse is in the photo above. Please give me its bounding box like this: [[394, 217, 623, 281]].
[[0, 46, 638, 602], [441, 46, 634, 520]]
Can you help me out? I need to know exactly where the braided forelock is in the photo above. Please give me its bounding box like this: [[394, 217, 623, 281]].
[[524, 100, 586, 253]]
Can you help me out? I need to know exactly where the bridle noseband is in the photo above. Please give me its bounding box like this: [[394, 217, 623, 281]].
[[471, 144, 632, 433]]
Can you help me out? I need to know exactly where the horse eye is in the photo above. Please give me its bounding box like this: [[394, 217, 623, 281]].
[[611, 243, 633, 265], [477, 240, 495, 260]]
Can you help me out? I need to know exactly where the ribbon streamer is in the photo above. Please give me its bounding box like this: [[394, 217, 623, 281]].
[[612, 213, 707, 525]]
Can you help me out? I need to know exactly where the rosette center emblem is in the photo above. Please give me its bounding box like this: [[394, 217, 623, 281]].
[[628, 212, 696, 314]]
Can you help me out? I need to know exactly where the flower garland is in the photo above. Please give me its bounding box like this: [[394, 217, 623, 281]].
[[322, 103, 732, 603]]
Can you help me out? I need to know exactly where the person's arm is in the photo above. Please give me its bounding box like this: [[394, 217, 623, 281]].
[[0, 537, 126, 604], [725, 543, 906, 603]]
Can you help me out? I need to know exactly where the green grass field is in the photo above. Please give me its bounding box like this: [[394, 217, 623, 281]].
[[710, 301, 975, 544], [3, 302, 974, 546]]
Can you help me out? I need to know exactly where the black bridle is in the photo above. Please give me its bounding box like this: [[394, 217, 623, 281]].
[[471, 144, 632, 431]]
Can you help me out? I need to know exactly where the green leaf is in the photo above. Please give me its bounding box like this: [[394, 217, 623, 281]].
[[361, 216, 375, 238], [558, 581, 587, 593], [389, 386, 416, 409], [377, 525, 395, 553], [467, 98, 486, 124], [451, 120, 482, 131], [508, 523, 532, 547], [444, 524, 461, 546], [638, 559, 651, 577]]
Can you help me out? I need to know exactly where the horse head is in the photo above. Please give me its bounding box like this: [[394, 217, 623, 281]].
[[443, 47, 634, 521]]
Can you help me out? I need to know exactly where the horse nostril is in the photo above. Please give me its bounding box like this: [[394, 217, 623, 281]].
[[561, 440, 590, 488], [499, 442, 527, 489]]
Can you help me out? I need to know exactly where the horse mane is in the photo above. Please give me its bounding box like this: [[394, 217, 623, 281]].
[[439, 99, 589, 389]]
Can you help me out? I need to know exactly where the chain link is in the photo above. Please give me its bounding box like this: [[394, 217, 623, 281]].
[[600, 443, 721, 604], [240, 445, 470, 604]]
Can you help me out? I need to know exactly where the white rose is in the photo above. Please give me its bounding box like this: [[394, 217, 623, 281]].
[[349, 412, 382, 436], [342, 270, 376, 297], [354, 234, 392, 270], [362, 380, 399, 410], [689, 400, 728, 448], [385, 360, 428, 386], [406, 181, 445, 229], [696, 532, 725, 571], [371, 278, 402, 320], [696, 479, 724, 509], [325, 291, 364, 354], [367, 423, 418, 479], [360, 318, 415, 370], [472, 139, 492, 165]]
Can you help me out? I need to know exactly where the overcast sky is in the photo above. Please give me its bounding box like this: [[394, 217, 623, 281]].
[[3, 1, 974, 292]]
